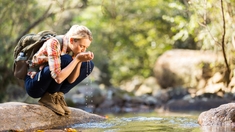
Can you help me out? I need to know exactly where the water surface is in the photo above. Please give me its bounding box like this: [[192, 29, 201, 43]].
[[72, 112, 203, 132]]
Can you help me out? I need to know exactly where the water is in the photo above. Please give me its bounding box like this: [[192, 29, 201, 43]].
[[85, 61, 94, 112], [72, 112, 202, 132]]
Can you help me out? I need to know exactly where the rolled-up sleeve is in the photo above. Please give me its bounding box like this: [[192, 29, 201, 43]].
[[46, 39, 61, 79]]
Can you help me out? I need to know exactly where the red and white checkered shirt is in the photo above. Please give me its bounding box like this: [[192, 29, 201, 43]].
[[31, 37, 68, 79]]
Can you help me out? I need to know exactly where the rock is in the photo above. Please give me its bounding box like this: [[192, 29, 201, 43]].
[[229, 77, 235, 93], [154, 49, 223, 88], [167, 87, 189, 100], [0, 102, 106, 131], [211, 72, 224, 83], [120, 76, 144, 92], [203, 82, 226, 93], [152, 89, 169, 103], [135, 77, 161, 96], [142, 96, 159, 106], [165, 98, 231, 112], [198, 103, 235, 126]]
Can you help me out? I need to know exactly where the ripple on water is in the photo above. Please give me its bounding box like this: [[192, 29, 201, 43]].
[[72, 122, 115, 129], [120, 116, 164, 122], [72, 115, 200, 132]]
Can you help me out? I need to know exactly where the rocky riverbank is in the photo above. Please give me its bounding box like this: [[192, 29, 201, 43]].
[[0, 102, 106, 131], [63, 82, 234, 114]]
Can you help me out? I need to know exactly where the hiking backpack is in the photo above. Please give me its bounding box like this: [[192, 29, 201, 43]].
[[13, 30, 61, 80]]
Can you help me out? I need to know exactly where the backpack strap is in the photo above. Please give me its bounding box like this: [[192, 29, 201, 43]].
[[55, 35, 63, 46]]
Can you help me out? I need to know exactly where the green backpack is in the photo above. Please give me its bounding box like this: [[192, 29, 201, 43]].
[[13, 30, 62, 80]]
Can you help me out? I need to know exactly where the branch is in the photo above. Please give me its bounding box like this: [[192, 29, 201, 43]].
[[191, 0, 221, 46], [198, 21, 221, 46], [16, 2, 87, 43], [221, 0, 231, 85], [0, 2, 14, 25], [16, 3, 53, 43]]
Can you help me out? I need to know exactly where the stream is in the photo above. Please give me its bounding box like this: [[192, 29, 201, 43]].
[[68, 111, 235, 132], [72, 112, 202, 132]]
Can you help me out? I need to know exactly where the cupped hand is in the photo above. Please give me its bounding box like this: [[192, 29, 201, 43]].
[[76, 51, 94, 62]]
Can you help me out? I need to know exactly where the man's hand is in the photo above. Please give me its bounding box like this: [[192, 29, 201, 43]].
[[76, 51, 94, 62]]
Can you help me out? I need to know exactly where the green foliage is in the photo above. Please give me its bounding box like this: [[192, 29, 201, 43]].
[[189, 0, 235, 51], [0, 0, 42, 98], [75, 0, 200, 86]]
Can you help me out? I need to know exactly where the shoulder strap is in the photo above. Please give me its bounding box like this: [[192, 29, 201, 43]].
[[55, 36, 63, 45]]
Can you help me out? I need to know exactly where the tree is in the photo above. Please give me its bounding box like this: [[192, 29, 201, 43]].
[[189, 0, 235, 87]]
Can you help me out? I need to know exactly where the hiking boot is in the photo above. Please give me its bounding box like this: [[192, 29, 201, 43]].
[[58, 92, 71, 115], [38, 92, 65, 116]]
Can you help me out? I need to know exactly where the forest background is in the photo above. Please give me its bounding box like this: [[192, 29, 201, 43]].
[[0, 0, 235, 103]]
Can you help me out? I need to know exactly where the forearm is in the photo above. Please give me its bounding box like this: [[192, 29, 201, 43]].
[[67, 62, 82, 83], [54, 59, 80, 84]]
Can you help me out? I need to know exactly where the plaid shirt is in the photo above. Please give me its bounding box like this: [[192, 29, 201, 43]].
[[31, 38, 68, 79]]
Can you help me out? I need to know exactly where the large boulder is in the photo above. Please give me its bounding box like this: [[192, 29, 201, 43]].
[[154, 49, 223, 88], [198, 103, 235, 126], [0, 102, 106, 131]]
